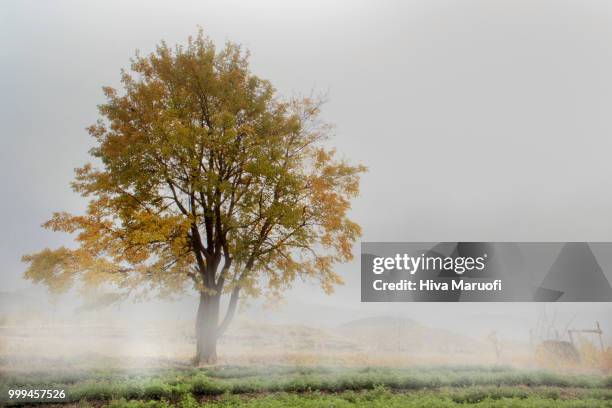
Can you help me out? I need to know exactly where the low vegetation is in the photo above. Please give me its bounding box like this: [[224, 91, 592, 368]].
[[2, 365, 611, 407]]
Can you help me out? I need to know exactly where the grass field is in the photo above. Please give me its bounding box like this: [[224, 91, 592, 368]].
[[1, 315, 611, 406], [2, 365, 611, 407]]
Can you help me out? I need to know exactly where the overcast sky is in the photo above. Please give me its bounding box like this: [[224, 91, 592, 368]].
[[2, 0, 612, 331]]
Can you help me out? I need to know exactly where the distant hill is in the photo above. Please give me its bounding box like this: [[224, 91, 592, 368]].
[[340, 316, 420, 329], [338, 315, 483, 354]]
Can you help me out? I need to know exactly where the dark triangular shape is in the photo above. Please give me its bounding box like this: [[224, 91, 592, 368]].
[[539, 243, 612, 301], [532, 286, 564, 302]]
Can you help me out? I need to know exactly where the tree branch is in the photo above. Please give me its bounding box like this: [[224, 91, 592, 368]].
[[217, 286, 240, 338]]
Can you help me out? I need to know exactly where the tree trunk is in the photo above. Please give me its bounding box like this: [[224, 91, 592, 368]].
[[195, 291, 220, 365]]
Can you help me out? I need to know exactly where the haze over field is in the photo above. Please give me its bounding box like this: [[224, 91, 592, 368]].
[[1, 290, 610, 375], [2, 0, 612, 369]]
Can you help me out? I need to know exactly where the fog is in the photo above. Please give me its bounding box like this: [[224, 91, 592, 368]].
[[2, 0, 612, 369]]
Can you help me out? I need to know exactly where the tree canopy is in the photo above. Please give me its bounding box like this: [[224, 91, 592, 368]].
[[22, 31, 365, 362]]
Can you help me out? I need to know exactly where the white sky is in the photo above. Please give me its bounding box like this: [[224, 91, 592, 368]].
[[2, 0, 612, 333]]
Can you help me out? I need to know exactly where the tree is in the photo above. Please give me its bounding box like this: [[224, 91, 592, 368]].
[[21, 31, 365, 365]]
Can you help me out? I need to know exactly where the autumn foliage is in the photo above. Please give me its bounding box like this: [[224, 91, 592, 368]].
[[22, 31, 365, 364]]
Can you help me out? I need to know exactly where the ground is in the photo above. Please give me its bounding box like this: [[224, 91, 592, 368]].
[[1, 365, 612, 407], [1, 311, 611, 406]]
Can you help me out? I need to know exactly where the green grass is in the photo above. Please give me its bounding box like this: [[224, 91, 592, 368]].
[[105, 387, 612, 407], [1, 365, 611, 406]]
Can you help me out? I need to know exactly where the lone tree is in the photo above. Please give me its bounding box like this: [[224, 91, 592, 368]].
[[22, 32, 365, 365]]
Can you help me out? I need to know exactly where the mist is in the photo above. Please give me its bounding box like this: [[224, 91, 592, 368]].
[[2, 0, 612, 375]]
